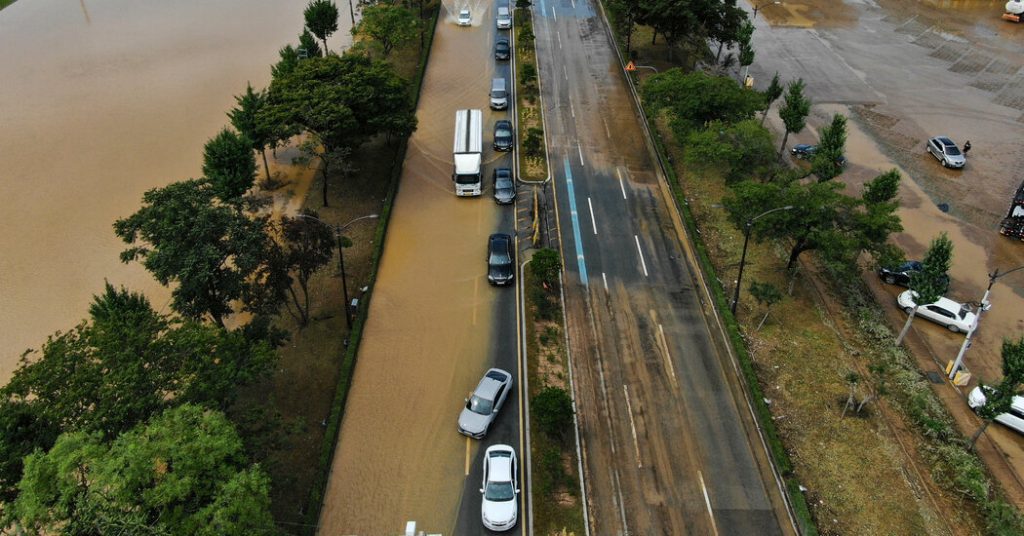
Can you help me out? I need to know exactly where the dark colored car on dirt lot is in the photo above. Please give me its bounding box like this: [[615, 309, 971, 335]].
[[878, 260, 950, 292], [494, 39, 510, 60], [493, 119, 514, 152], [493, 167, 516, 205], [791, 143, 848, 167], [487, 233, 515, 286]]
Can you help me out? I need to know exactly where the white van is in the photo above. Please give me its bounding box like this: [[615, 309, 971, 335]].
[[496, 6, 512, 29], [489, 78, 508, 110]]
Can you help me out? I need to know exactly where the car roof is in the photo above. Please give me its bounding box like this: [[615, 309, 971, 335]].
[[486, 445, 515, 480], [932, 296, 964, 310], [935, 136, 955, 146], [476, 369, 509, 398]]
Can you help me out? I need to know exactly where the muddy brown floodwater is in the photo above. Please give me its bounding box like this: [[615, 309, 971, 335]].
[[0, 0, 356, 383]]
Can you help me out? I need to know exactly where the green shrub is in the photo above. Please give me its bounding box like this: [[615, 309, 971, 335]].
[[532, 386, 574, 441], [524, 127, 544, 158], [530, 248, 561, 288]]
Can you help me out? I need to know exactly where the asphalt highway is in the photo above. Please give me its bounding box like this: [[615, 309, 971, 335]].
[[531, 0, 796, 533]]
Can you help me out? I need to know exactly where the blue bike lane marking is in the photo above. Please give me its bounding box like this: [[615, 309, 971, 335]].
[[563, 157, 589, 286]]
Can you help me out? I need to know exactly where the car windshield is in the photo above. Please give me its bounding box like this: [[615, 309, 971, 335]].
[[958, 306, 970, 319], [945, 145, 962, 156], [485, 480, 515, 501], [496, 177, 513, 189], [496, 127, 511, 137], [468, 394, 493, 415], [456, 174, 479, 185], [490, 249, 510, 265]]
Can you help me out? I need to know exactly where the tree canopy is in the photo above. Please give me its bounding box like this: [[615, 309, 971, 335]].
[[683, 119, 775, 183], [227, 83, 276, 183], [202, 127, 257, 203], [777, 78, 811, 156], [356, 4, 420, 57], [641, 69, 763, 134], [7, 404, 274, 536], [113, 179, 273, 326], [304, 0, 340, 53]]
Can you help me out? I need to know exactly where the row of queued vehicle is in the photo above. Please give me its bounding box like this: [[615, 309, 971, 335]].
[[453, 6, 521, 532]]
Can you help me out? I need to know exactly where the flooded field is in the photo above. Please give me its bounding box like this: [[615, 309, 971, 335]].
[[0, 0, 331, 382]]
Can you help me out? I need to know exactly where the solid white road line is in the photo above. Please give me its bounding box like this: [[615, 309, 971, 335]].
[[634, 235, 648, 277], [571, 0, 576, 8], [698, 470, 720, 536], [657, 323, 678, 386], [623, 385, 643, 469], [587, 197, 597, 235], [602, 272, 608, 293], [613, 469, 629, 535], [563, 64, 568, 80], [617, 168, 627, 199], [552, 5, 556, 20], [578, 143, 584, 166], [557, 32, 562, 49]]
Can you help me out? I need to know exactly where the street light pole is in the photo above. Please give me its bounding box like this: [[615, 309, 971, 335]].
[[297, 213, 379, 329], [948, 265, 1024, 380], [752, 0, 782, 19], [730, 205, 793, 316]]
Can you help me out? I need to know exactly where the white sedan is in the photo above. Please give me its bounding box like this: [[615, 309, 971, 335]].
[[481, 444, 519, 531], [968, 386, 1024, 436], [897, 290, 978, 333]]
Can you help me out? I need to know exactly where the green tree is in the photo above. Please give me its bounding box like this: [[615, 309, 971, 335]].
[[895, 233, 953, 346], [683, 119, 775, 183], [304, 0, 340, 53], [530, 248, 561, 289], [8, 404, 274, 535], [2, 284, 276, 438], [227, 83, 276, 184], [271, 44, 301, 79], [607, 0, 642, 54], [971, 338, 1024, 448], [761, 72, 782, 125], [202, 128, 256, 203], [521, 62, 537, 90], [356, 4, 419, 57], [114, 179, 272, 326], [737, 20, 755, 80], [641, 69, 762, 134], [268, 54, 415, 206], [749, 281, 782, 330], [532, 386, 574, 441], [777, 78, 811, 157], [811, 113, 847, 182], [299, 28, 323, 58], [725, 169, 901, 271], [277, 211, 336, 326], [0, 400, 58, 503]]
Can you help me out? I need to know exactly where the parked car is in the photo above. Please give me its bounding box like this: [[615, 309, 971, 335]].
[[458, 368, 513, 438], [494, 39, 511, 60], [496, 6, 512, 29], [481, 444, 519, 531], [493, 167, 516, 205], [457, 8, 472, 26], [487, 233, 515, 286], [926, 136, 965, 168], [968, 386, 1024, 437], [493, 119, 514, 151], [896, 290, 978, 333], [790, 143, 847, 167], [877, 260, 950, 291]]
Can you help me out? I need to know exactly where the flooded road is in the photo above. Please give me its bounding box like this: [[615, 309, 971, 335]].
[[0, 0, 339, 382], [317, 2, 520, 534]]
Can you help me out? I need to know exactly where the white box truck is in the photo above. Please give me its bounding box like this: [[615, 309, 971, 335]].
[[453, 109, 483, 196]]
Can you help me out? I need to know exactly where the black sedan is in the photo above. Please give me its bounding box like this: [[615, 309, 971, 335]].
[[878, 260, 950, 291], [791, 144, 848, 167], [493, 167, 516, 205], [487, 233, 515, 286], [494, 39, 510, 61], [493, 119, 514, 152]]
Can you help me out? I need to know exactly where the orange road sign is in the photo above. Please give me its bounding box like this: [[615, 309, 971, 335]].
[[625, 61, 636, 72]]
